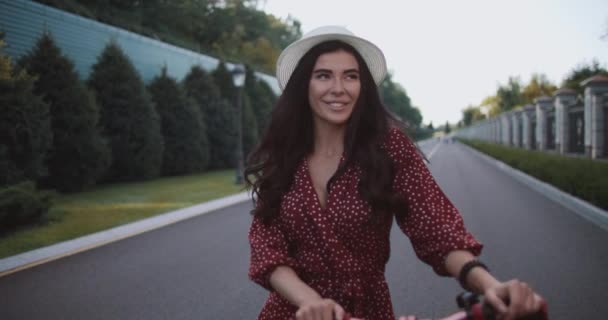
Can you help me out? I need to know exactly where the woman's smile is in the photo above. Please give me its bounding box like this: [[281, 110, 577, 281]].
[[308, 49, 361, 127], [323, 100, 351, 111]]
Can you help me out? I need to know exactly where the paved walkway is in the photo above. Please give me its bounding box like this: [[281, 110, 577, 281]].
[[2, 140, 607, 319], [2, 140, 606, 277], [0, 192, 251, 276]]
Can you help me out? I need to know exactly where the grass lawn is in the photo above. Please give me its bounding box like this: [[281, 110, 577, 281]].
[[0, 170, 245, 259]]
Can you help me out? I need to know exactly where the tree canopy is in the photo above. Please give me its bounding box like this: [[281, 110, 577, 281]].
[[460, 74, 557, 126], [35, 0, 302, 74], [562, 60, 608, 95], [521, 73, 557, 104], [148, 67, 210, 175], [444, 122, 451, 134], [496, 77, 524, 113], [19, 33, 110, 192], [244, 65, 275, 136], [379, 73, 423, 127], [0, 35, 52, 186], [184, 65, 237, 169], [461, 105, 487, 126], [88, 42, 164, 181]]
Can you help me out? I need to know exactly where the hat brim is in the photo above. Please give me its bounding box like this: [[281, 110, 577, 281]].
[[276, 32, 387, 91]]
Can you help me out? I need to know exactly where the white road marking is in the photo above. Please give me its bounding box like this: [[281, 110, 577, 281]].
[[426, 142, 442, 160]]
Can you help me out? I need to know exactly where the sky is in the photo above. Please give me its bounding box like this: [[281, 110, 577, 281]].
[[260, 0, 608, 126]]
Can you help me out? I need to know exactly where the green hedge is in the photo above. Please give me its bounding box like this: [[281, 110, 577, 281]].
[[0, 181, 54, 233], [460, 139, 608, 211]]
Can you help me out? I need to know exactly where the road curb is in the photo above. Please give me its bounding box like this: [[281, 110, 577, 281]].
[[0, 191, 252, 277], [460, 142, 608, 232]]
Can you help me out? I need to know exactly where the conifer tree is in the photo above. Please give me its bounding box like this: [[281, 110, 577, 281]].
[[183, 65, 236, 169], [88, 42, 163, 181], [148, 67, 209, 175], [19, 33, 110, 191], [182, 66, 220, 110], [0, 36, 52, 186], [244, 66, 275, 137], [212, 62, 260, 166], [241, 93, 259, 157], [212, 61, 237, 100]]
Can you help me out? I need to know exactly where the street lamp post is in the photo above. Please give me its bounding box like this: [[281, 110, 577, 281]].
[[231, 64, 246, 184]]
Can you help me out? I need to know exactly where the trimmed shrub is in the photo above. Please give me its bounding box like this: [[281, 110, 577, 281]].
[[212, 61, 237, 100], [183, 65, 236, 169], [244, 65, 275, 138], [0, 181, 54, 233], [241, 93, 259, 157], [0, 37, 52, 186], [210, 62, 259, 165], [88, 41, 164, 181], [148, 67, 209, 175], [19, 33, 111, 192], [461, 140, 608, 210]]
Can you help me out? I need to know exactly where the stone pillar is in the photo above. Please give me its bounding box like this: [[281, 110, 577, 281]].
[[512, 110, 522, 147], [487, 119, 491, 142], [581, 75, 608, 159], [483, 120, 492, 142], [522, 104, 535, 150], [486, 121, 492, 142], [510, 113, 516, 146], [535, 96, 554, 151], [495, 118, 501, 143], [554, 88, 577, 154], [501, 113, 512, 145]]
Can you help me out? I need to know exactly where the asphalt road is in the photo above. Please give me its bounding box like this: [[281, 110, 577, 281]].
[[1, 139, 607, 319]]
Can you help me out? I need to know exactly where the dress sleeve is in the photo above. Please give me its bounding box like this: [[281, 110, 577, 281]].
[[248, 212, 296, 291], [387, 129, 483, 276]]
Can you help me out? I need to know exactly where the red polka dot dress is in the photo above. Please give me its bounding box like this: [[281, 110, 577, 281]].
[[248, 128, 482, 319]]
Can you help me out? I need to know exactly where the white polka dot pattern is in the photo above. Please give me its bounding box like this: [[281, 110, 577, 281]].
[[248, 128, 482, 319]]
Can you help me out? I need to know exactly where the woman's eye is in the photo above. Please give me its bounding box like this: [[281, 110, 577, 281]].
[[316, 73, 330, 79]]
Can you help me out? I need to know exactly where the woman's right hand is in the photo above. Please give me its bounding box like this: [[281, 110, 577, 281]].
[[483, 279, 545, 320], [267, 266, 362, 319], [295, 298, 361, 320]]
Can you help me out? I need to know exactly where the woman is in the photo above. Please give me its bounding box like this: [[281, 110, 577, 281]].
[[245, 26, 543, 320]]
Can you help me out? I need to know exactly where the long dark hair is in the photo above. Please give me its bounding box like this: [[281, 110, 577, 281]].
[[245, 40, 408, 223]]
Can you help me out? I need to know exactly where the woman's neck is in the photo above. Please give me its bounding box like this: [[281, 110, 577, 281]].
[[312, 121, 345, 158]]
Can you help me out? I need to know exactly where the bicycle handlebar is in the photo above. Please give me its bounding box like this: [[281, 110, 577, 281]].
[[341, 292, 548, 320], [457, 292, 548, 320]]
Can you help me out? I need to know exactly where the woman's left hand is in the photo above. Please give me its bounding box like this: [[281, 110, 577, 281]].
[[483, 279, 545, 320]]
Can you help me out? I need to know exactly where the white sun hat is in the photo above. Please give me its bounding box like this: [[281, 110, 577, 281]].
[[276, 25, 387, 91]]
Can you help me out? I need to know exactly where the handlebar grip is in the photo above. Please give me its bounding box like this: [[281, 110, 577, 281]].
[[469, 300, 548, 320]]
